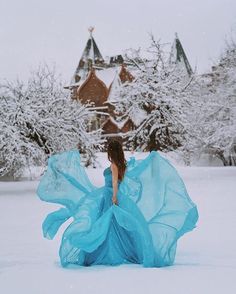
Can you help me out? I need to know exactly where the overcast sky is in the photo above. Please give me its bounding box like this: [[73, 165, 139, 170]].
[[1, 0, 236, 82]]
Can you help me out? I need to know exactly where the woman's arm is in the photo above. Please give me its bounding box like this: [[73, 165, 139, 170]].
[[111, 163, 118, 205]]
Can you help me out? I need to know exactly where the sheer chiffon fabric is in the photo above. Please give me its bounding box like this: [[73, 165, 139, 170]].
[[37, 150, 199, 267]]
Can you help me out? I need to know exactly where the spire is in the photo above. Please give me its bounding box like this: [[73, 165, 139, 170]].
[[169, 33, 193, 76], [81, 27, 104, 63], [71, 27, 104, 84]]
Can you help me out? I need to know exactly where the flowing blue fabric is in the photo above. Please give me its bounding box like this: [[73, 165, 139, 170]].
[[37, 149, 199, 267]]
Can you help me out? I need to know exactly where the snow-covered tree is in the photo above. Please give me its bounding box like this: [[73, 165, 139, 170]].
[[113, 35, 195, 152], [200, 42, 235, 165], [0, 65, 102, 178], [114, 33, 236, 166], [178, 36, 236, 166]]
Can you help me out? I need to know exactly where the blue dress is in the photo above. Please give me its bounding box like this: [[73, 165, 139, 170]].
[[37, 150, 199, 267]]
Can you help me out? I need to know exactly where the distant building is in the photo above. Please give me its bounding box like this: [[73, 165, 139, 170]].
[[65, 27, 134, 138], [66, 29, 193, 139]]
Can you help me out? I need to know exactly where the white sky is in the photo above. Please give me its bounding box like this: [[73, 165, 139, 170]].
[[0, 0, 236, 82]]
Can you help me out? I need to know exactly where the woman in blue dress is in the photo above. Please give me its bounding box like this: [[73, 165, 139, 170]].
[[37, 140, 199, 268]]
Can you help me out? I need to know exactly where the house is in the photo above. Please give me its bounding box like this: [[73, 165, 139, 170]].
[[65, 29, 193, 140], [65, 27, 134, 138]]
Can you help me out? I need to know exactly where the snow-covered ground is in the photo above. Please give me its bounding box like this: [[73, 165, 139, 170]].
[[0, 153, 236, 294]]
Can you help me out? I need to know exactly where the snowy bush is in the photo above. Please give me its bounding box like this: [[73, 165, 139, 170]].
[[0, 65, 102, 179]]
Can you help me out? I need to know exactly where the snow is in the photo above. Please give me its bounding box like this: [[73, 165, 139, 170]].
[[96, 67, 119, 88], [129, 106, 147, 127], [106, 70, 122, 103], [109, 116, 130, 130], [67, 79, 85, 88], [0, 152, 236, 294]]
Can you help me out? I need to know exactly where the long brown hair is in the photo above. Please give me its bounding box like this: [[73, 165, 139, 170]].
[[107, 140, 127, 181]]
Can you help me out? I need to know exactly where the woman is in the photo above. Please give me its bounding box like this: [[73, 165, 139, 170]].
[[37, 140, 199, 267], [107, 140, 126, 206]]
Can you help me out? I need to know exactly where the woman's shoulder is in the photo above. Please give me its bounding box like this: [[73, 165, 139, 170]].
[[110, 163, 118, 174], [110, 162, 118, 169]]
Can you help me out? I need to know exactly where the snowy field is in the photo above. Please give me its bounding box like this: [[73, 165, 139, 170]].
[[0, 152, 236, 294]]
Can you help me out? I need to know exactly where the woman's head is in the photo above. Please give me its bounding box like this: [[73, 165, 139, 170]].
[[107, 139, 127, 181]]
